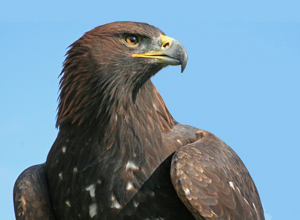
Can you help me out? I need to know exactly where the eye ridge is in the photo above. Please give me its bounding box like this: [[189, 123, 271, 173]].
[[124, 34, 140, 46]]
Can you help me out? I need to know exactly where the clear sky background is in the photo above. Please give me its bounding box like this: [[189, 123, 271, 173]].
[[1, 1, 299, 219]]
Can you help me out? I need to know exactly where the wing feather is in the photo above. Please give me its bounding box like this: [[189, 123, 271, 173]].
[[171, 130, 264, 220], [13, 164, 56, 220]]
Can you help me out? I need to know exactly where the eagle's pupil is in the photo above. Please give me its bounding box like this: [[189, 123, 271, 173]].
[[129, 36, 136, 43]]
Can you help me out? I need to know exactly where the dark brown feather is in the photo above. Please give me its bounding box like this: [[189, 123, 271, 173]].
[[171, 130, 264, 220], [13, 164, 56, 220]]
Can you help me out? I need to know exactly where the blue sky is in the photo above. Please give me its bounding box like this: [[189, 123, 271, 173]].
[[1, 1, 300, 219]]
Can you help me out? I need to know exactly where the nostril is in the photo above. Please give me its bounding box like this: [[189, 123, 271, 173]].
[[162, 42, 170, 50]]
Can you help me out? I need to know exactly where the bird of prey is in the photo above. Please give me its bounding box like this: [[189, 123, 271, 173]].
[[14, 21, 264, 220]]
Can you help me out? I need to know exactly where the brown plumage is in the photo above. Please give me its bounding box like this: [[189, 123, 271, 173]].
[[14, 21, 264, 220]]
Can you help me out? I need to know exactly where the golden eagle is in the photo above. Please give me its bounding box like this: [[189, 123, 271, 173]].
[[14, 21, 264, 220]]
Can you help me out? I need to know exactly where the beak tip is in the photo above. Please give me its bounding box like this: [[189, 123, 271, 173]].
[[180, 54, 188, 73], [181, 66, 185, 73]]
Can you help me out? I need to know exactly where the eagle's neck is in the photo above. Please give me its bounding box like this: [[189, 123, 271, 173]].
[[57, 76, 176, 165], [97, 79, 177, 166], [58, 74, 175, 132], [107, 80, 175, 133]]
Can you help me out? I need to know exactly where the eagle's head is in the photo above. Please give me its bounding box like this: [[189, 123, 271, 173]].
[[57, 21, 187, 128]]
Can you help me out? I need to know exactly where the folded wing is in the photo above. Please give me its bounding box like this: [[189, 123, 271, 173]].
[[171, 130, 264, 220]]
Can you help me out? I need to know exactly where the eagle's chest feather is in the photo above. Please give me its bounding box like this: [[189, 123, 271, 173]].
[[45, 118, 191, 219]]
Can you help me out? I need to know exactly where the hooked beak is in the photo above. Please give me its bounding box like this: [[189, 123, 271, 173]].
[[132, 35, 188, 73]]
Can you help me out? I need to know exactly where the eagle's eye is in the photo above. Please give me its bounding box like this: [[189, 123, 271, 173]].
[[124, 35, 140, 46]]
